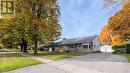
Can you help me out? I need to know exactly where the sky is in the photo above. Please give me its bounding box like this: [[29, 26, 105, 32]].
[[59, 0, 121, 39]]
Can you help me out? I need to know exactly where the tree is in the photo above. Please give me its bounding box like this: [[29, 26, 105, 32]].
[[99, 25, 111, 45], [0, 0, 61, 54], [103, 0, 130, 7], [0, 18, 20, 49], [108, 4, 130, 41], [99, 24, 125, 46], [112, 35, 124, 46], [100, 0, 130, 46]]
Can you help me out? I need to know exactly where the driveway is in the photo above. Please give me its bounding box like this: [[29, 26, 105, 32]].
[[5, 53, 130, 73], [47, 53, 130, 73]]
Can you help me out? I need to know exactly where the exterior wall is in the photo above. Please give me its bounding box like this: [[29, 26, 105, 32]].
[[55, 47, 60, 52], [81, 43, 92, 53], [92, 36, 101, 52], [55, 46, 65, 52], [67, 44, 79, 52], [80, 49, 91, 53], [76, 44, 82, 52], [63, 43, 93, 53]]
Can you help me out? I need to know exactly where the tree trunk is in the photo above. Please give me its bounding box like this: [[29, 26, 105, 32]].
[[34, 35, 38, 54], [32, 4, 41, 55], [23, 40, 27, 52], [34, 25, 38, 54], [20, 43, 23, 51], [21, 38, 27, 53]]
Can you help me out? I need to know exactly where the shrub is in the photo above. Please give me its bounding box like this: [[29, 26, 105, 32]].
[[126, 44, 130, 54], [0, 44, 4, 49], [113, 44, 126, 54], [113, 44, 126, 49]]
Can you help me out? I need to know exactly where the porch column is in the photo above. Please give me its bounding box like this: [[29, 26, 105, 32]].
[[88, 44, 89, 49]]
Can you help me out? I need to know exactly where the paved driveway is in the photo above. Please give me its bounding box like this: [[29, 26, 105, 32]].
[[47, 53, 130, 73]]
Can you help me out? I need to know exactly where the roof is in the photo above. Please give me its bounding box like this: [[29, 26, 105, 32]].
[[58, 35, 98, 45]]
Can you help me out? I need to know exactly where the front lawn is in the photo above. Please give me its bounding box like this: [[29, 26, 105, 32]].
[[0, 53, 42, 72], [28, 51, 86, 60], [122, 54, 130, 62], [45, 52, 86, 60]]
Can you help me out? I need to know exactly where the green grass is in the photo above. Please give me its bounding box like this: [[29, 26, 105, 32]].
[[122, 54, 130, 62], [0, 53, 42, 72], [28, 51, 86, 61], [46, 53, 85, 60]]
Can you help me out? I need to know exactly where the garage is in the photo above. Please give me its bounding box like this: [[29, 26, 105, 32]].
[[100, 45, 114, 52]]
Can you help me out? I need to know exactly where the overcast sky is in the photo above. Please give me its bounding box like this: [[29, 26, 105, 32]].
[[59, 0, 121, 39]]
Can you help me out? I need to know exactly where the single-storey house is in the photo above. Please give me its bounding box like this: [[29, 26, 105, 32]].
[[54, 35, 101, 53]]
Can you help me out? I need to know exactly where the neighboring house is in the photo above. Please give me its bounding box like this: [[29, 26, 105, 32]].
[[54, 35, 101, 53]]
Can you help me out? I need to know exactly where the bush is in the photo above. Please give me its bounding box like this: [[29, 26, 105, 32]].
[[0, 44, 4, 49], [126, 44, 130, 54], [113, 48, 126, 54], [113, 44, 126, 54], [113, 44, 126, 49]]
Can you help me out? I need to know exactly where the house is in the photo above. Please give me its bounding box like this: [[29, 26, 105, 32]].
[[54, 35, 101, 53]]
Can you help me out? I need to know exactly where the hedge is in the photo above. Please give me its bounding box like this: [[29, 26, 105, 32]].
[[113, 44, 127, 53], [113, 44, 126, 49], [126, 44, 130, 54], [112, 43, 130, 54]]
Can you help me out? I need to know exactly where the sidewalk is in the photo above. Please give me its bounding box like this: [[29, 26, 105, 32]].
[[20, 53, 54, 63]]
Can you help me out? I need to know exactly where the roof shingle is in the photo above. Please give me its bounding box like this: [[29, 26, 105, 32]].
[[59, 35, 98, 45]]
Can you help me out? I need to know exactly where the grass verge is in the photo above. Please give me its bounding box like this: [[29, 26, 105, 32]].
[[45, 52, 86, 60], [28, 51, 86, 61], [113, 52, 130, 62], [122, 54, 130, 62], [0, 53, 42, 72]]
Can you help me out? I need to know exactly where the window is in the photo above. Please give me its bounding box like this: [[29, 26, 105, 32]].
[[89, 45, 91, 48], [1, 1, 14, 14], [83, 45, 88, 49], [70, 45, 76, 48]]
